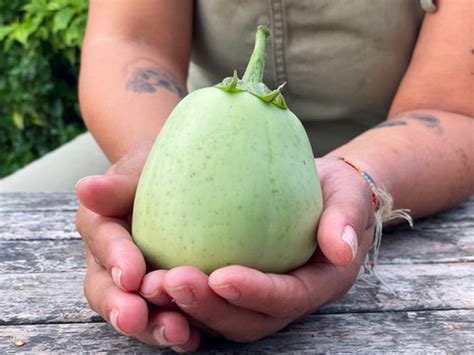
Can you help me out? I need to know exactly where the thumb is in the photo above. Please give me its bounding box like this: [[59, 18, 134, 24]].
[[75, 140, 154, 217], [316, 181, 374, 267]]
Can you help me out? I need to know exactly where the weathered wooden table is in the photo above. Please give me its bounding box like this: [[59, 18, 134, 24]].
[[0, 193, 473, 353]]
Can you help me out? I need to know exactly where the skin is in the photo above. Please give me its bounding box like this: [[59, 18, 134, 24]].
[[76, 0, 474, 352]]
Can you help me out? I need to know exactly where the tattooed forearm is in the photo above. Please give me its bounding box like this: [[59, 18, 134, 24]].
[[371, 113, 443, 134], [372, 120, 408, 129], [126, 67, 187, 98], [408, 113, 441, 128], [408, 113, 443, 134]]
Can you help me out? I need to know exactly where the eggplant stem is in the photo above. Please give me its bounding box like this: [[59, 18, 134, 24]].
[[242, 25, 270, 83]]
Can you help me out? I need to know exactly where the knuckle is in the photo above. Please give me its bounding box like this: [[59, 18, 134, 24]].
[[287, 279, 312, 318], [90, 220, 115, 254], [269, 277, 311, 319]]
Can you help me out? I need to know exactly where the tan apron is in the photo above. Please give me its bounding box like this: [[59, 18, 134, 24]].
[[188, 0, 435, 156]]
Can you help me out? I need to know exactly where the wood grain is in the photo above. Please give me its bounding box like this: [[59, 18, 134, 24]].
[[0, 240, 86, 273], [0, 310, 472, 353], [0, 192, 472, 352], [0, 193, 79, 212], [0, 211, 78, 241], [1, 228, 471, 276], [1, 263, 472, 325], [380, 225, 474, 264], [0, 196, 472, 263]]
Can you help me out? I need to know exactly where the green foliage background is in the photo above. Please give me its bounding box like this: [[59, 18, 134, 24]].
[[0, 0, 88, 178]]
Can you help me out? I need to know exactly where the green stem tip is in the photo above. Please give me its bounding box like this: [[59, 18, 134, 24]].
[[215, 25, 287, 109], [242, 25, 270, 83]]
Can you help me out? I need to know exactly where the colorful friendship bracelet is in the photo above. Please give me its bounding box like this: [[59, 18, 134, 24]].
[[334, 157, 382, 271], [336, 157, 378, 209], [333, 157, 412, 284]]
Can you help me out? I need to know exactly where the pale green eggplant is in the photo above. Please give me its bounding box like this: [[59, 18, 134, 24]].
[[132, 26, 323, 274]]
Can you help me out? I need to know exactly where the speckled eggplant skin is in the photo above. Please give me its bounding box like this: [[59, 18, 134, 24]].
[[132, 87, 323, 274]]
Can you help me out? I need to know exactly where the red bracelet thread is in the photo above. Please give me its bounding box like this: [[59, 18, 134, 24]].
[[337, 157, 378, 209]]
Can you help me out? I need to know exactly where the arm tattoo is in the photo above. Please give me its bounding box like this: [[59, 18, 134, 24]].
[[125, 65, 187, 98], [408, 113, 443, 134], [371, 114, 442, 135], [371, 120, 407, 129]]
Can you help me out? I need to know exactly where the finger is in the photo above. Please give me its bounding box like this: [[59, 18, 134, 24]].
[[78, 209, 146, 292], [317, 172, 374, 266], [85, 255, 198, 349], [208, 242, 372, 319], [163, 266, 280, 343], [137, 311, 201, 351], [139, 311, 192, 347], [170, 327, 201, 353], [208, 265, 311, 319], [84, 255, 148, 335], [140, 270, 175, 307], [76, 174, 137, 217], [75, 140, 153, 217], [91, 217, 146, 291]]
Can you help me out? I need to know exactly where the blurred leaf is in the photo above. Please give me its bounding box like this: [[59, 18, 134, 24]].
[[37, 26, 48, 40], [0, 26, 14, 41], [22, 2, 44, 15], [47, 1, 67, 11], [29, 12, 45, 32], [0, 0, 88, 177], [12, 111, 24, 130], [64, 15, 86, 47], [31, 114, 47, 127], [11, 22, 30, 47], [52, 8, 74, 33]]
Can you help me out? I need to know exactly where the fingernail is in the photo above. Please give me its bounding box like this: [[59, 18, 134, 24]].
[[140, 288, 172, 305], [74, 175, 104, 189], [139, 287, 161, 298], [140, 278, 160, 298], [211, 284, 240, 301], [111, 267, 123, 289], [341, 225, 358, 262], [171, 345, 187, 353], [167, 285, 194, 306], [153, 325, 173, 345], [74, 176, 89, 189], [109, 309, 122, 332]]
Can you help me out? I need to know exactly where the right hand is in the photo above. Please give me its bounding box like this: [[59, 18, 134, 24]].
[[75, 140, 200, 352]]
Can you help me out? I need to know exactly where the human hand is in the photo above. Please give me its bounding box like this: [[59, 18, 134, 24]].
[[139, 157, 376, 342], [75, 140, 200, 352]]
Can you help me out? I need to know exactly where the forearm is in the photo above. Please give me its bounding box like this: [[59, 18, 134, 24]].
[[79, 38, 186, 162], [327, 110, 474, 219]]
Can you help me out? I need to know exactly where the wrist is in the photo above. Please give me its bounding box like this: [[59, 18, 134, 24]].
[[333, 157, 378, 208], [323, 148, 396, 199]]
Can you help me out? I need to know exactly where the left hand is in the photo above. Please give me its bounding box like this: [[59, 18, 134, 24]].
[[140, 157, 376, 342]]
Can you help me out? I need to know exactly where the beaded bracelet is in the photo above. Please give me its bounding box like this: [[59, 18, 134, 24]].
[[336, 157, 378, 209], [334, 156, 381, 271], [331, 156, 413, 295]]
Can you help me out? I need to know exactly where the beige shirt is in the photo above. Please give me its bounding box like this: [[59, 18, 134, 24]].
[[188, 0, 433, 156]]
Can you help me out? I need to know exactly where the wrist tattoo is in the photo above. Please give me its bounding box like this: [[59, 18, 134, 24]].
[[125, 59, 187, 98]]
